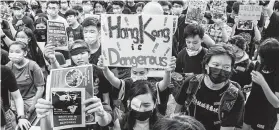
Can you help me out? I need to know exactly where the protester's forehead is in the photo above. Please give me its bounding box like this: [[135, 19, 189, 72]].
[[209, 54, 232, 65], [131, 68, 148, 72]]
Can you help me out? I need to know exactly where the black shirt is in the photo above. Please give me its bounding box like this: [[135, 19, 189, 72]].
[[175, 79, 245, 130], [89, 46, 101, 65], [66, 25, 84, 41], [264, 12, 279, 40], [12, 15, 35, 31], [1, 66, 19, 111], [175, 48, 207, 74], [1, 49, 10, 65], [126, 4, 137, 13], [244, 67, 279, 128]]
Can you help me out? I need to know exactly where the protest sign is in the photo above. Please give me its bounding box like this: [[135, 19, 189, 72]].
[[47, 20, 68, 50], [211, 0, 227, 19], [48, 65, 95, 125], [237, 20, 253, 30], [51, 88, 85, 130], [101, 14, 176, 69], [238, 5, 262, 20], [146, 68, 165, 78], [185, 0, 207, 24]]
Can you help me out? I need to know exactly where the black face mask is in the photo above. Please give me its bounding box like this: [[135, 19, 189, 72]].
[[130, 109, 153, 121], [208, 67, 231, 84], [35, 29, 47, 42]]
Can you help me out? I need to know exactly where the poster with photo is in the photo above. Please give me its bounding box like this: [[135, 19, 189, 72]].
[[51, 88, 85, 130], [211, 0, 227, 19], [239, 5, 262, 20], [48, 65, 96, 124], [101, 14, 176, 69], [185, 0, 208, 24], [47, 20, 68, 50], [237, 20, 253, 30]]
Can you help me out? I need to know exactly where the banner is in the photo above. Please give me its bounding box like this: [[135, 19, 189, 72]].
[[239, 5, 262, 20], [101, 14, 176, 69], [47, 20, 68, 50], [51, 88, 85, 130], [185, 0, 208, 23], [48, 65, 95, 127]]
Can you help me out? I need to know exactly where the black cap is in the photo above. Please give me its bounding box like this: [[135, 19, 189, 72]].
[[11, 2, 24, 9]]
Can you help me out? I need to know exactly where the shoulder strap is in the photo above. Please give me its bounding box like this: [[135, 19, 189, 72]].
[[27, 61, 34, 82], [185, 74, 205, 106], [218, 81, 240, 121]]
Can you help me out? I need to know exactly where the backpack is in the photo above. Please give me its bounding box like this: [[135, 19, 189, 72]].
[[172, 73, 242, 122]]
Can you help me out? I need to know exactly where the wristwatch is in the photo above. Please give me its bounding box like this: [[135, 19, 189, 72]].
[[17, 115, 27, 121]]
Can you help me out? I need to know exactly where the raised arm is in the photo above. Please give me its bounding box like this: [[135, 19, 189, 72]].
[[98, 56, 121, 89], [266, 0, 276, 17], [44, 44, 61, 70], [158, 56, 176, 92]]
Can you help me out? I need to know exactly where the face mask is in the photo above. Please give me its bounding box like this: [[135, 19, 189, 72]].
[[35, 29, 47, 42], [113, 9, 122, 14], [172, 8, 183, 15], [84, 33, 98, 44], [130, 109, 153, 121], [131, 75, 148, 82], [9, 53, 24, 63], [208, 67, 231, 84], [47, 10, 56, 16], [16, 38, 29, 44], [13, 10, 22, 16], [186, 46, 202, 56]]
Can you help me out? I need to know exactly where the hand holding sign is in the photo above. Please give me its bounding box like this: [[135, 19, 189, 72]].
[[44, 44, 56, 63], [35, 98, 53, 118], [166, 56, 176, 72], [97, 55, 109, 71]]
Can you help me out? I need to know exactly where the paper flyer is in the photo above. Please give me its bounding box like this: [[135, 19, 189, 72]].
[[48, 65, 96, 125], [47, 20, 68, 50], [51, 88, 85, 130]]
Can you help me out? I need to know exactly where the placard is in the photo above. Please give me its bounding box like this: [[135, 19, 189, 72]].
[[211, 0, 227, 19], [48, 65, 95, 125], [101, 14, 176, 69], [51, 88, 85, 130], [185, 0, 208, 23], [238, 5, 262, 20], [237, 20, 253, 30], [146, 68, 165, 78], [47, 20, 68, 50]]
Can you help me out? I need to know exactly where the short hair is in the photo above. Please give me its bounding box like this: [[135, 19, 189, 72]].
[[72, 5, 83, 14], [202, 44, 236, 72], [34, 17, 48, 27], [82, 17, 100, 29], [36, 13, 48, 20], [47, 1, 60, 7], [93, 1, 107, 9], [228, 35, 247, 50], [159, 1, 172, 9], [184, 23, 205, 39], [172, 1, 184, 6], [258, 38, 279, 71], [65, 9, 78, 18], [232, 2, 243, 14], [9, 41, 28, 52], [274, 1, 279, 11], [135, 2, 145, 9], [153, 114, 206, 130], [112, 1, 125, 8]]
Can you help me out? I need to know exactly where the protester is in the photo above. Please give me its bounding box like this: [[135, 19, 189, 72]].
[[109, 1, 132, 14], [126, 0, 137, 13], [175, 44, 245, 130], [135, 2, 145, 14], [6, 41, 45, 119], [262, 0, 279, 40], [243, 38, 279, 130], [59, 0, 69, 19], [65, 9, 84, 46], [175, 23, 208, 74], [40, 40, 113, 129], [94, 1, 107, 14], [11, 2, 35, 31], [153, 114, 206, 130], [34, 17, 47, 43], [29, 0, 43, 18], [72, 5, 84, 23], [159, 1, 172, 15], [1, 65, 32, 130], [82, 1, 94, 15]]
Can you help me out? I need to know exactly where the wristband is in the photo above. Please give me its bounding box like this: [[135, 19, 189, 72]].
[[17, 115, 27, 121]]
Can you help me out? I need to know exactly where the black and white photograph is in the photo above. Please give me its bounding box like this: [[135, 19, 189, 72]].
[[237, 20, 254, 30]]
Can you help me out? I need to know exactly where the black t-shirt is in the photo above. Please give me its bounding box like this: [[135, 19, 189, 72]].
[[264, 12, 279, 40], [66, 25, 84, 41], [175, 80, 244, 130], [1, 66, 19, 111], [12, 15, 35, 31], [231, 59, 253, 88], [244, 68, 279, 128], [58, 11, 66, 19], [126, 4, 137, 13], [1, 49, 10, 65], [175, 48, 207, 74], [89, 46, 101, 65]]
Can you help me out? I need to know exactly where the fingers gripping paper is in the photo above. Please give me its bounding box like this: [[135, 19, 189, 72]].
[[101, 14, 177, 69]]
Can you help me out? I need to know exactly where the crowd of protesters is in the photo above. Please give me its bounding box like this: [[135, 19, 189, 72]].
[[1, 0, 279, 130]]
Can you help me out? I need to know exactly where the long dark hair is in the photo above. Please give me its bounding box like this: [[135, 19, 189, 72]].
[[258, 38, 279, 72], [15, 27, 46, 67], [126, 80, 158, 130]]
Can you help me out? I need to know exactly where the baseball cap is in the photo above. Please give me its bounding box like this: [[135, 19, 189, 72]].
[[11, 2, 24, 9]]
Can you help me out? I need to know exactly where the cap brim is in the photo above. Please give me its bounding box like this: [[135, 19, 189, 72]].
[[11, 6, 22, 9]]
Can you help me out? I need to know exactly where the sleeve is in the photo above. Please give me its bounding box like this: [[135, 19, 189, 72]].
[[174, 79, 190, 105], [2, 66, 18, 92], [175, 51, 184, 73], [269, 12, 279, 24], [220, 90, 245, 128], [32, 62, 45, 87], [98, 70, 112, 94], [274, 71, 279, 93]]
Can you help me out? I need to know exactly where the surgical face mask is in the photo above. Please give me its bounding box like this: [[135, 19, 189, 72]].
[[186, 46, 202, 57], [16, 38, 29, 44], [84, 33, 98, 44], [172, 7, 183, 15], [113, 9, 122, 14], [130, 109, 153, 121], [13, 10, 22, 16], [131, 75, 148, 82], [208, 67, 231, 84], [8, 53, 24, 63]]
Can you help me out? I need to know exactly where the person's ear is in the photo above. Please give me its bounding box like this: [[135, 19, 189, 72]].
[[205, 64, 209, 74]]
